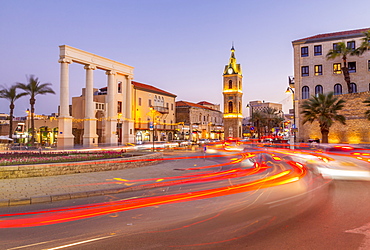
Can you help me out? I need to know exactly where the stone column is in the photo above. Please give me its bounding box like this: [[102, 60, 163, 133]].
[[105, 70, 118, 145], [122, 75, 134, 143], [57, 58, 74, 149], [83, 64, 98, 147]]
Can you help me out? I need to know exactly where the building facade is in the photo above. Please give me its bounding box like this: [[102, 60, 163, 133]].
[[132, 81, 177, 143], [292, 28, 370, 143], [176, 101, 224, 142], [223, 46, 243, 138]]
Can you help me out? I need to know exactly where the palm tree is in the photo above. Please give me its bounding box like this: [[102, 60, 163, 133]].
[[262, 107, 284, 136], [249, 111, 264, 139], [326, 42, 357, 93], [356, 30, 370, 54], [16, 75, 55, 145], [0, 85, 27, 140], [364, 97, 370, 120], [300, 92, 346, 143]]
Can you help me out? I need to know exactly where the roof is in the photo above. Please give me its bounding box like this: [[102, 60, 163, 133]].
[[132, 81, 177, 97], [176, 101, 219, 111], [292, 27, 370, 44], [197, 101, 214, 106]]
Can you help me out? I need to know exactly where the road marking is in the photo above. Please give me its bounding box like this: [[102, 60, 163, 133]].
[[8, 241, 54, 249], [44, 235, 115, 250], [345, 222, 370, 250]]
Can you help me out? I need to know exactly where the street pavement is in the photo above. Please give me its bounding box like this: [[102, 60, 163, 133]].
[[0, 150, 221, 207]]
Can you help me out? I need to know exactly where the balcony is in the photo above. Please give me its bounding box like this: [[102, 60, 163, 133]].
[[152, 106, 169, 114]]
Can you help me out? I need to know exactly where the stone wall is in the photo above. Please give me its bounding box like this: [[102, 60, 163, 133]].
[[0, 152, 162, 179], [297, 91, 370, 143]]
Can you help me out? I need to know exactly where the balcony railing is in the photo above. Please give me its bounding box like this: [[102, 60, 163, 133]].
[[153, 106, 169, 114]]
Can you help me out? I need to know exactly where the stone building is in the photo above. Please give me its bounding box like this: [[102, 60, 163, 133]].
[[72, 81, 177, 145], [176, 101, 223, 142], [132, 81, 177, 143], [292, 28, 370, 143]]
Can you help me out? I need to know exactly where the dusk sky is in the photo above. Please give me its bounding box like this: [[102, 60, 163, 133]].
[[1, 0, 370, 117]]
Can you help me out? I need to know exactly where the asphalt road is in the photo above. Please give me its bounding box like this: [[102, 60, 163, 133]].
[[1, 150, 370, 250]]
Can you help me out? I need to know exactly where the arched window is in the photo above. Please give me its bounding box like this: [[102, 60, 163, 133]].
[[162, 97, 164, 106], [315, 85, 323, 96], [334, 84, 342, 95], [238, 102, 241, 113], [350, 83, 357, 93], [238, 81, 241, 89], [228, 80, 232, 89], [302, 86, 310, 99], [228, 101, 233, 113]]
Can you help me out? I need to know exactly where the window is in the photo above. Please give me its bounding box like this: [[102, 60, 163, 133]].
[[117, 101, 122, 113], [166, 102, 169, 108], [164, 120, 166, 129], [314, 45, 322, 56], [302, 86, 309, 99], [228, 80, 232, 89], [315, 85, 323, 96], [118, 82, 122, 93], [333, 63, 341, 74], [368, 60, 370, 71], [238, 81, 241, 89], [171, 103, 173, 110], [334, 84, 342, 95], [350, 83, 357, 93], [333, 43, 339, 50], [348, 62, 356, 73], [138, 97, 142, 106], [314, 65, 323, 75], [301, 46, 308, 57], [149, 99, 152, 107], [347, 41, 355, 49], [301, 66, 309, 76], [228, 101, 233, 113], [238, 102, 241, 113]]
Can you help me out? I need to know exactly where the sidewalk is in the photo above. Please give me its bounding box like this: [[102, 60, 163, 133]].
[[0, 151, 220, 207]]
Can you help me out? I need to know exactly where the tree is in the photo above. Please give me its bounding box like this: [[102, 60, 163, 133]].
[[356, 30, 370, 54], [326, 42, 357, 93], [249, 111, 264, 139], [0, 85, 27, 140], [300, 92, 346, 143], [249, 108, 284, 139], [16, 75, 55, 145], [364, 97, 370, 120], [262, 107, 284, 136]]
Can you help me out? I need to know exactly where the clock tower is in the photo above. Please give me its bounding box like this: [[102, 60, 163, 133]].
[[223, 46, 243, 139]]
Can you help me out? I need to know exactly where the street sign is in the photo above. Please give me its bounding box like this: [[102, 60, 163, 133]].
[[250, 126, 255, 131], [149, 122, 153, 130]]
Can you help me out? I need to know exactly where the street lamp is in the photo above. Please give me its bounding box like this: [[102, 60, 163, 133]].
[[117, 113, 122, 145], [246, 103, 254, 138], [285, 87, 296, 143], [149, 107, 155, 151]]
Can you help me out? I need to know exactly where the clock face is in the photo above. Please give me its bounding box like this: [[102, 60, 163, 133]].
[[228, 68, 233, 74]]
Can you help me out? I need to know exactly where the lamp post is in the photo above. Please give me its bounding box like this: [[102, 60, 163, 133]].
[[285, 87, 296, 143], [117, 113, 122, 145], [26, 109, 30, 144], [246, 103, 254, 138], [150, 107, 155, 151]]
